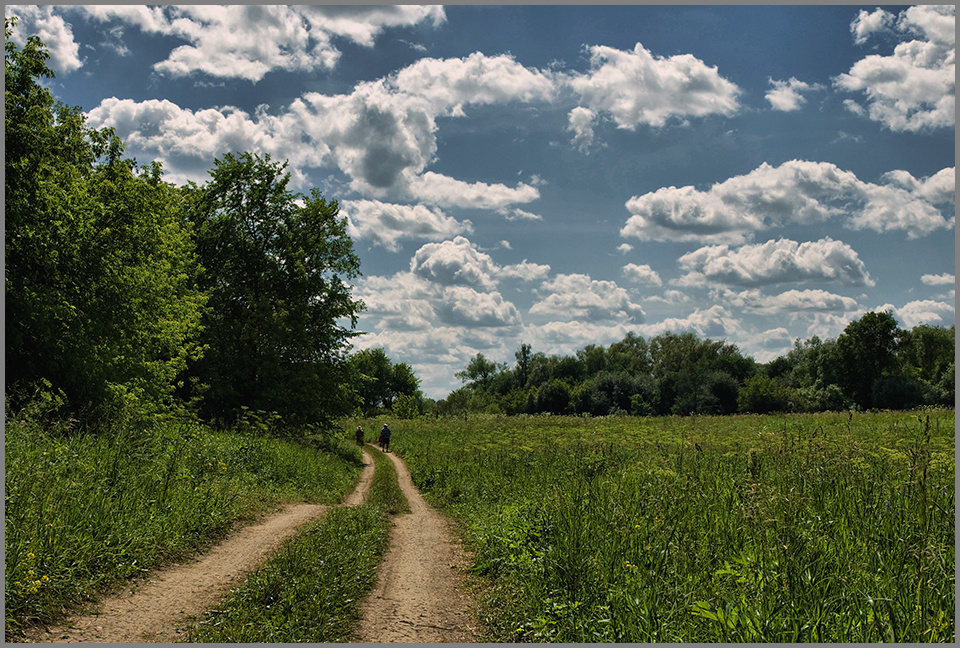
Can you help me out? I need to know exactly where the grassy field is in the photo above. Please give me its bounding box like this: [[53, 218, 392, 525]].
[[4, 416, 364, 636], [189, 445, 408, 642], [347, 410, 955, 642]]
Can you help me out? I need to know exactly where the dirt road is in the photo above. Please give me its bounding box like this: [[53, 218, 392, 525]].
[[355, 449, 477, 643], [23, 450, 374, 644]]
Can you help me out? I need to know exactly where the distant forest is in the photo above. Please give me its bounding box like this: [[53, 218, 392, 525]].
[[428, 315, 954, 418], [6, 22, 954, 437]]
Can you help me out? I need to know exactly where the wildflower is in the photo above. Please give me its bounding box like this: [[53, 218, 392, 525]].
[[33, 580, 42, 587], [41, 575, 49, 582], [27, 570, 35, 576], [27, 552, 35, 559]]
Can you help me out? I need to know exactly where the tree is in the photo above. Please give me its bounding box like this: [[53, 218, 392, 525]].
[[455, 353, 502, 390], [738, 374, 793, 414], [5, 20, 206, 422], [184, 152, 363, 430], [834, 311, 902, 409], [514, 343, 532, 388]]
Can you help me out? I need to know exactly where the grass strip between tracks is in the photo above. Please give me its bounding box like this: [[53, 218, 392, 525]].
[[189, 446, 408, 642]]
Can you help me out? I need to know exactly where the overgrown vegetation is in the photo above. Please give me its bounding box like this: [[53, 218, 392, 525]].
[[188, 446, 407, 642], [381, 412, 954, 642], [4, 406, 363, 636], [434, 314, 954, 417]]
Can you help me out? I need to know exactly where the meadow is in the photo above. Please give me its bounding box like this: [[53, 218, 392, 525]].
[[350, 410, 955, 642], [4, 412, 364, 637]]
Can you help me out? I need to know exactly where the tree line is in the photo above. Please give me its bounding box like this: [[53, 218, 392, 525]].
[[5, 21, 426, 436], [435, 312, 954, 417]]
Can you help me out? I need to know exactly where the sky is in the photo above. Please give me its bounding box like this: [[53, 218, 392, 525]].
[[6, 4, 956, 398]]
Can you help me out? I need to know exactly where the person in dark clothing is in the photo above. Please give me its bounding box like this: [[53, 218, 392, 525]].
[[378, 424, 391, 452], [355, 425, 364, 446]]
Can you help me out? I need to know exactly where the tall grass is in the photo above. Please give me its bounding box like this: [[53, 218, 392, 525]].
[[188, 445, 408, 642], [5, 414, 362, 636], [358, 411, 954, 642]]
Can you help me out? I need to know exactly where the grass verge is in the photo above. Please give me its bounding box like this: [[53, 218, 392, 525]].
[[188, 445, 408, 642], [4, 416, 362, 637]]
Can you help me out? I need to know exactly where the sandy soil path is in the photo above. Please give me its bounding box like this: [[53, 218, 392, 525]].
[[23, 449, 374, 644], [355, 448, 477, 643]]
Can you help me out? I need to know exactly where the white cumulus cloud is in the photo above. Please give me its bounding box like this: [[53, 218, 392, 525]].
[[676, 238, 875, 288], [409, 236, 501, 290], [620, 160, 954, 243], [622, 263, 663, 287], [765, 77, 823, 111], [714, 288, 860, 315], [499, 260, 551, 282], [851, 8, 895, 45], [836, 5, 955, 132], [5, 5, 82, 74], [530, 273, 646, 323], [921, 272, 955, 286], [341, 200, 472, 252], [566, 42, 740, 131]]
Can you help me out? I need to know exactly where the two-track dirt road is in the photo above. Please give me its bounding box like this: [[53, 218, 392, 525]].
[[355, 448, 477, 642], [24, 449, 376, 643]]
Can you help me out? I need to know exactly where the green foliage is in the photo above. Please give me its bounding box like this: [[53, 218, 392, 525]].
[[392, 393, 424, 419], [349, 348, 423, 416], [184, 152, 363, 430], [5, 21, 206, 423], [4, 407, 362, 636], [835, 311, 902, 409], [738, 373, 794, 414], [374, 412, 955, 642]]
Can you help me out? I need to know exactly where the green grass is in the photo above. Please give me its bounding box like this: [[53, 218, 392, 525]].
[[4, 415, 363, 637], [345, 410, 955, 642], [188, 445, 408, 642]]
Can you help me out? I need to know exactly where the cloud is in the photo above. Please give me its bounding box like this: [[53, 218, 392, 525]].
[[566, 42, 740, 131], [747, 327, 796, 362], [5, 5, 82, 74], [620, 160, 954, 243], [409, 236, 500, 289], [633, 305, 743, 339], [73, 5, 445, 82], [498, 260, 551, 282], [765, 77, 824, 111], [836, 5, 955, 132], [434, 286, 522, 327], [567, 106, 597, 153], [676, 238, 875, 288], [622, 263, 662, 287], [881, 299, 955, 328], [341, 200, 472, 252], [645, 289, 691, 304], [714, 288, 860, 315], [499, 207, 543, 221], [921, 272, 955, 286], [530, 273, 646, 323], [85, 52, 551, 210], [617, 243, 634, 254], [851, 8, 895, 45]]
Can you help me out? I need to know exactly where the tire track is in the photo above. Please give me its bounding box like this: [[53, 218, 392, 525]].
[[23, 449, 374, 643], [355, 449, 477, 643]]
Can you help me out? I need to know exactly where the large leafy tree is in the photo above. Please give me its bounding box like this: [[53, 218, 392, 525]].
[[834, 311, 902, 409], [183, 152, 363, 430], [5, 19, 206, 422], [349, 347, 423, 415]]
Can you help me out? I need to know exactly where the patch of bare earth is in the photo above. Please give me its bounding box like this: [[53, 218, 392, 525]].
[[355, 448, 477, 643], [21, 449, 374, 644]]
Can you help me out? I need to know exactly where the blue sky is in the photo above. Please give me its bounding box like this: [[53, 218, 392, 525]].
[[7, 4, 955, 397]]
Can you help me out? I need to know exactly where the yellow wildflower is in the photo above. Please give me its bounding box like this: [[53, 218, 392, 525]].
[[41, 575, 50, 582], [27, 552, 35, 559]]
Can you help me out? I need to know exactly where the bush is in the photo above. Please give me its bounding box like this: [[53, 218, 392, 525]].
[[738, 374, 793, 414]]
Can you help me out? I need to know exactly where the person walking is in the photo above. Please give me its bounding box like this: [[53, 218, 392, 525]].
[[380, 423, 392, 452], [355, 425, 364, 446]]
